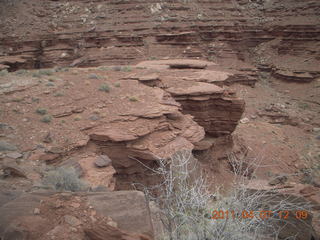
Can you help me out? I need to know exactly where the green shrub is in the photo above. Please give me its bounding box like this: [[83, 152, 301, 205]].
[[99, 83, 110, 92], [39, 69, 54, 76], [114, 82, 121, 87], [36, 108, 47, 115], [122, 66, 132, 72], [41, 115, 52, 123]]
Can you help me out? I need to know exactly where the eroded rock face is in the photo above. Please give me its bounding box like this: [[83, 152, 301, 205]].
[[166, 82, 245, 136]]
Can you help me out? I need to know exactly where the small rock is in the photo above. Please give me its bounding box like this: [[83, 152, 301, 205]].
[[313, 128, 320, 133], [250, 115, 257, 119], [64, 215, 81, 227], [34, 208, 41, 215], [6, 152, 22, 159], [240, 117, 250, 124], [94, 155, 112, 168], [0, 140, 17, 152]]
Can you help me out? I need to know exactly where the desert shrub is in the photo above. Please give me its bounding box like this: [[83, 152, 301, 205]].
[[135, 150, 312, 240], [129, 96, 138, 102], [38, 69, 54, 76], [42, 166, 88, 192], [15, 69, 28, 75], [99, 83, 110, 92], [122, 66, 132, 72], [36, 108, 47, 115], [41, 115, 52, 123], [114, 82, 121, 87]]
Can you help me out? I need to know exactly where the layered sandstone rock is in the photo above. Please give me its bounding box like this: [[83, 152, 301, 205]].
[[0, 0, 319, 84], [166, 82, 245, 136]]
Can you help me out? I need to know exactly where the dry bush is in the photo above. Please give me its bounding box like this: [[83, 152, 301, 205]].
[[42, 166, 88, 192], [134, 150, 313, 240]]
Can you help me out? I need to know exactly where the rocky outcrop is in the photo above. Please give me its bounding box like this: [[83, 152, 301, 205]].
[[0, 191, 154, 239], [166, 82, 245, 136], [87, 104, 205, 190], [272, 69, 316, 82]]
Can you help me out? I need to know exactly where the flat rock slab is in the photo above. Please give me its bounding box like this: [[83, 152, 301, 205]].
[[6, 152, 22, 159], [167, 82, 223, 96], [135, 59, 215, 70]]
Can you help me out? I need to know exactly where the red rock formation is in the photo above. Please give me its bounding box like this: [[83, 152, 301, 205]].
[[1, 0, 318, 82]]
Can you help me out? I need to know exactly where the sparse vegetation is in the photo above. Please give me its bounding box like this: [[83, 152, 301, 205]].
[[298, 102, 309, 110], [122, 66, 132, 72], [98, 66, 109, 71], [42, 166, 88, 192], [114, 82, 121, 87], [99, 83, 110, 92], [129, 96, 138, 102], [38, 69, 54, 76], [36, 108, 47, 115], [15, 69, 28, 75], [32, 97, 40, 103], [41, 115, 52, 123], [136, 150, 312, 240]]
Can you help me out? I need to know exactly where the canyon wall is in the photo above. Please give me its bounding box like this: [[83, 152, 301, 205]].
[[0, 0, 319, 81]]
